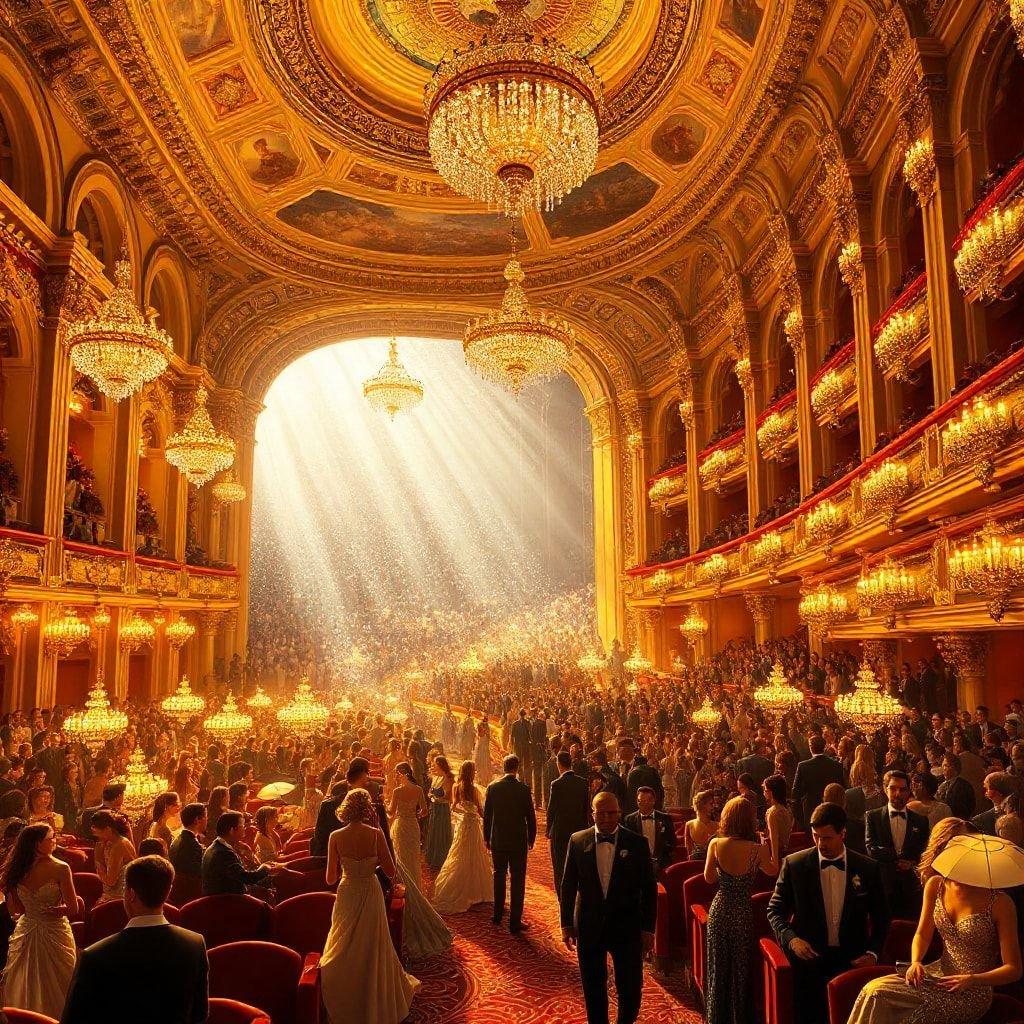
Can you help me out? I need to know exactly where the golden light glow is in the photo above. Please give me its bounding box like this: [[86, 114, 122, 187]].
[[942, 395, 1013, 490], [697, 553, 730, 591], [698, 445, 741, 493], [43, 607, 91, 658], [834, 662, 904, 737], [623, 644, 653, 675], [165, 388, 236, 488], [63, 676, 128, 751], [837, 241, 863, 290], [362, 338, 424, 418], [648, 473, 686, 504], [90, 606, 111, 631], [458, 649, 486, 674], [748, 531, 785, 575], [954, 201, 1024, 301], [902, 138, 936, 205], [9, 604, 38, 632], [680, 606, 709, 646], [1013, 0, 1024, 57], [861, 458, 910, 531], [165, 616, 196, 650], [160, 675, 206, 724], [856, 556, 921, 628], [119, 612, 155, 653], [203, 692, 253, 743], [212, 469, 247, 506], [948, 520, 1024, 622], [247, 686, 275, 711], [753, 661, 804, 719], [756, 408, 794, 461], [798, 583, 849, 635], [577, 649, 608, 673], [810, 368, 850, 425], [806, 500, 847, 551], [113, 748, 166, 819], [691, 696, 720, 732], [874, 306, 927, 381], [734, 355, 752, 393], [277, 678, 330, 737], [649, 568, 672, 593]]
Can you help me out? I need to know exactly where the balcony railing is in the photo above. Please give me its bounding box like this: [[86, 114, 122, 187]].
[[647, 465, 688, 507], [756, 390, 797, 462], [871, 272, 929, 381], [697, 427, 745, 493], [810, 339, 856, 426]]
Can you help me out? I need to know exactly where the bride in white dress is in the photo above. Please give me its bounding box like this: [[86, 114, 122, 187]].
[[474, 717, 492, 785], [387, 762, 452, 958], [433, 761, 493, 914], [1, 823, 78, 1019], [321, 789, 419, 1024]]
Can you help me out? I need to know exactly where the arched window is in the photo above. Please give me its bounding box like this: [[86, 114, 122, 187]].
[[986, 44, 1024, 172], [75, 198, 106, 266], [897, 183, 925, 284]]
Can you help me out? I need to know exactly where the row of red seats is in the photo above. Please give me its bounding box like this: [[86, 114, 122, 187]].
[[2, 1000, 272, 1024]]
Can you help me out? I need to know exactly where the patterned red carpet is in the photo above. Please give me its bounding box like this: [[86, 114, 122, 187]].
[[406, 816, 703, 1024]]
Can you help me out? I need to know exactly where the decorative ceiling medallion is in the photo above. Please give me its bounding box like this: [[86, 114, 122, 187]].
[[698, 50, 743, 103], [202, 65, 258, 117]]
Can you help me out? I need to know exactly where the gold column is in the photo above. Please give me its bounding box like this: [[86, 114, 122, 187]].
[[935, 633, 991, 710], [683, 399, 709, 560], [744, 592, 776, 646], [198, 608, 224, 691]]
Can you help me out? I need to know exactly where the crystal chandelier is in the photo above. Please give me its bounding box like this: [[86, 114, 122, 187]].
[[43, 606, 91, 658], [277, 679, 330, 738], [680, 606, 709, 647], [623, 644, 653, 676], [119, 612, 155, 654], [874, 306, 927, 381], [806, 500, 847, 555], [942, 395, 1013, 491], [903, 138, 936, 205], [363, 339, 424, 418], [247, 686, 274, 711], [165, 388, 235, 487], [9, 604, 38, 632], [835, 662, 904, 737], [691, 696, 721, 732], [91, 606, 112, 632], [63, 676, 128, 751], [165, 616, 196, 650], [749, 531, 785, 578], [698, 553, 731, 593], [753, 662, 804, 720], [811, 368, 850, 425], [114, 748, 167, 819], [577, 649, 607, 674], [66, 249, 173, 402], [861, 458, 910, 531], [424, 0, 603, 217], [211, 469, 246, 506], [757, 409, 795, 461], [784, 308, 804, 350], [856, 556, 921, 628], [948, 520, 1024, 622], [334, 695, 354, 715], [160, 675, 206, 724], [203, 692, 252, 744], [798, 583, 849, 636], [464, 246, 575, 394], [954, 200, 1024, 301]]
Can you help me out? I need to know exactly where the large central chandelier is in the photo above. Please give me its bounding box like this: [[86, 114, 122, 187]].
[[114, 748, 166, 819], [119, 612, 155, 654], [66, 250, 173, 402], [363, 339, 424, 418], [165, 388, 235, 487], [424, 0, 603, 217], [63, 676, 128, 751], [623, 644, 653, 676], [948, 520, 1024, 622], [856, 556, 921, 628], [165, 616, 196, 650], [753, 662, 804, 720], [277, 679, 330, 738], [834, 662, 904, 737], [160, 675, 206, 724], [203, 692, 252, 744], [464, 245, 575, 394], [43, 606, 91, 658]]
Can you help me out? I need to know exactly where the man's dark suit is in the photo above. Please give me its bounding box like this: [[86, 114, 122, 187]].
[[310, 782, 393, 861], [791, 754, 846, 827], [483, 773, 537, 929], [736, 753, 774, 788], [529, 717, 548, 804], [169, 829, 204, 882], [510, 717, 533, 775], [972, 800, 1008, 836], [546, 770, 590, 886], [78, 801, 113, 839], [201, 837, 271, 896], [559, 825, 657, 1024], [937, 775, 976, 820], [61, 921, 208, 1024], [623, 810, 677, 872], [864, 806, 929, 919], [624, 759, 663, 812], [767, 847, 889, 1024]]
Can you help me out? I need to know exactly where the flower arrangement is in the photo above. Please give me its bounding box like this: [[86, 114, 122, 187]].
[[136, 487, 160, 537]]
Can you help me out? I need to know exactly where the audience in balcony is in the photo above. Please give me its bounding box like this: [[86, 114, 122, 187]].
[[811, 450, 861, 496], [654, 449, 687, 476], [766, 368, 796, 407], [754, 485, 801, 529], [953, 335, 1024, 395], [816, 334, 855, 370], [704, 410, 745, 450], [699, 512, 749, 552], [647, 530, 689, 565]]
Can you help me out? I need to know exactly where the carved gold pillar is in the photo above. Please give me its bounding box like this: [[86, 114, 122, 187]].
[[642, 606, 664, 671], [935, 633, 991, 710], [744, 592, 776, 645], [197, 609, 223, 691], [684, 398, 709, 558], [108, 607, 134, 702]]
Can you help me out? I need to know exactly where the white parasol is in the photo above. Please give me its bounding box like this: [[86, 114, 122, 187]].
[[256, 781, 297, 801], [932, 834, 1024, 889]]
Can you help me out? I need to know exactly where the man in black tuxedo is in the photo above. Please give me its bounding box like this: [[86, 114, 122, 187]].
[[79, 783, 125, 839], [311, 757, 378, 858], [201, 811, 273, 896], [169, 803, 206, 885], [792, 735, 845, 827], [529, 709, 548, 806], [865, 769, 930, 920], [624, 785, 676, 873], [483, 754, 537, 933], [736, 741, 775, 788], [546, 751, 590, 888], [972, 772, 1018, 835], [937, 752, 977, 820], [560, 791, 656, 1024], [510, 709, 533, 784], [62, 855, 208, 1024], [767, 802, 889, 1024]]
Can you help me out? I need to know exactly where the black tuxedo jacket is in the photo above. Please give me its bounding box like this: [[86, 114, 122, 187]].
[[767, 847, 889, 960], [510, 718, 533, 760], [201, 838, 270, 896], [623, 810, 677, 870], [169, 829, 203, 880], [61, 922, 207, 1024], [559, 825, 657, 940], [546, 771, 591, 840], [310, 783, 393, 860], [792, 754, 846, 825], [937, 776, 976, 820], [736, 753, 775, 787], [483, 774, 537, 852], [865, 806, 929, 884]]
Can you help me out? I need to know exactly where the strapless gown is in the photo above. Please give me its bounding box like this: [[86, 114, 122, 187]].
[[391, 811, 452, 959], [433, 800, 493, 914], [2, 880, 77, 1019], [320, 855, 419, 1024]]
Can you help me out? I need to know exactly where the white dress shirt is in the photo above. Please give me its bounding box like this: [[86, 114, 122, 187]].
[[818, 845, 847, 948], [124, 913, 169, 929], [639, 815, 657, 858], [887, 803, 907, 855], [595, 825, 618, 897]]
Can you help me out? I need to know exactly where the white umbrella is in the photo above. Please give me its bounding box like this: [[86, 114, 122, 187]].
[[932, 834, 1024, 889], [257, 781, 297, 801]]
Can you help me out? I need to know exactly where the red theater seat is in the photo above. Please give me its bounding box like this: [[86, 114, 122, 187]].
[[787, 831, 812, 851], [760, 937, 793, 1024], [273, 868, 329, 902], [72, 872, 103, 912], [388, 891, 405, 957], [179, 894, 271, 948], [208, 940, 319, 1024], [662, 860, 703, 956], [3, 1010, 58, 1023], [56, 847, 89, 872], [880, 918, 941, 965], [208, 997, 272, 1024], [690, 892, 772, 1004], [169, 873, 202, 909], [280, 856, 326, 873], [827, 964, 890, 1024], [272, 892, 335, 956], [87, 899, 180, 943], [682, 873, 717, 959], [654, 882, 670, 969]]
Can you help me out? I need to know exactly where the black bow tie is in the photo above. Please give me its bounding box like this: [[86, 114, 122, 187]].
[[820, 858, 845, 871], [890, 810, 906, 819], [641, 815, 654, 821], [596, 833, 616, 844]]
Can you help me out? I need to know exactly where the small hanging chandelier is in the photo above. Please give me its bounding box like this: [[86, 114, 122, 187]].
[[948, 520, 1024, 622], [277, 679, 330, 738], [680, 606, 709, 647], [799, 583, 850, 636], [9, 604, 38, 633], [623, 644, 653, 676], [119, 612, 155, 654], [114, 748, 166, 819], [834, 662, 904, 738], [90, 606, 112, 632], [424, 0, 603, 217], [753, 661, 804, 720], [458, 649, 486, 674], [160, 675, 206, 725], [165, 388, 235, 487], [203, 692, 252, 744], [247, 686, 274, 712], [165, 616, 196, 650], [43, 607, 91, 658], [212, 468, 246, 505], [363, 339, 424, 418], [691, 696, 721, 732], [856, 556, 921, 628], [63, 675, 128, 751], [66, 247, 173, 402]]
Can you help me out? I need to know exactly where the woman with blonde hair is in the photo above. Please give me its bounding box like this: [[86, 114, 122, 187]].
[[919, 817, 971, 882], [320, 788, 419, 1023], [685, 790, 719, 862], [703, 796, 778, 1024], [846, 750, 886, 823]]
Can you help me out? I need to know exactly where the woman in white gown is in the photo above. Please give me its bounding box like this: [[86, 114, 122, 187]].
[[321, 789, 419, 1024], [474, 717, 492, 785], [387, 763, 452, 958], [433, 761, 493, 914], [1, 823, 78, 1019]]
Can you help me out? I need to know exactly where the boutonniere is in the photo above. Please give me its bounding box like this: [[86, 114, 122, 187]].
[[619, 849, 628, 859], [851, 875, 863, 891]]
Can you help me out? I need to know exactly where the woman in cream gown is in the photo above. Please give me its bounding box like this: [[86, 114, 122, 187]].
[[321, 789, 419, 1024], [1, 824, 78, 1019], [474, 718, 492, 785], [433, 761, 492, 914], [387, 763, 452, 958]]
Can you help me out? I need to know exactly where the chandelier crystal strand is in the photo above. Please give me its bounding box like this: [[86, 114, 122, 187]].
[[211, 468, 247, 505], [43, 606, 91, 658], [63, 675, 128, 751], [577, 647, 607, 674], [66, 248, 173, 402], [203, 692, 252, 745], [363, 338, 424, 418], [856, 556, 921, 628], [424, 0, 603, 217], [691, 696, 721, 732], [623, 644, 653, 676], [941, 395, 1013, 490], [160, 675, 206, 724], [834, 662, 904, 737], [165, 388, 235, 487], [811, 368, 850, 424], [165, 616, 196, 650], [119, 612, 155, 654], [114, 748, 167, 819], [10, 604, 38, 632], [753, 661, 804, 721], [948, 520, 1024, 621], [247, 686, 274, 712], [798, 583, 850, 636], [954, 200, 1024, 301], [277, 678, 330, 738]]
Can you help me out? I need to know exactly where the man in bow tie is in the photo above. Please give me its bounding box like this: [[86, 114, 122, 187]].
[[623, 786, 676, 873], [768, 802, 889, 1024], [865, 769, 929, 919]]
